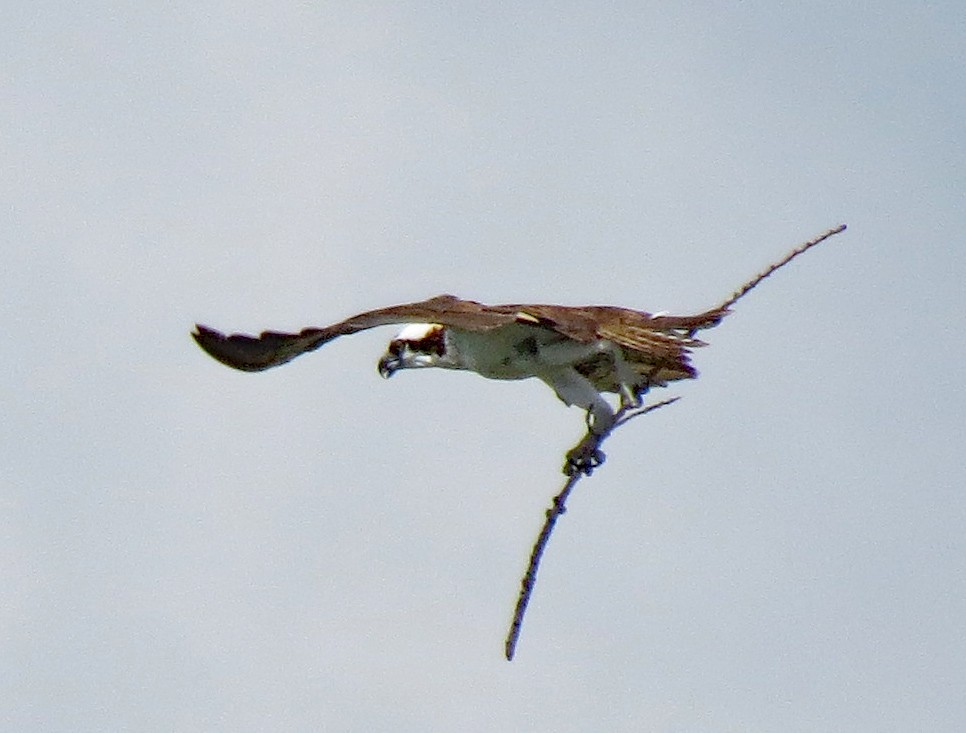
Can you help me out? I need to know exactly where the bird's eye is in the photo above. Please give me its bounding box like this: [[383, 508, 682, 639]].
[[389, 341, 403, 356]]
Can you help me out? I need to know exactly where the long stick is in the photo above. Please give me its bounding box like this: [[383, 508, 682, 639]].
[[716, 224, 846, 312], [504, 398, 680, 660]]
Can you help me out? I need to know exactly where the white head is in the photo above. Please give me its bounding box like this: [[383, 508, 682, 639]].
[[377, 323, 447, 378]]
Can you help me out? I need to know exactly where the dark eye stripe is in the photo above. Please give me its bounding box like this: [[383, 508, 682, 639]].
[[413, 329, 445, 356]]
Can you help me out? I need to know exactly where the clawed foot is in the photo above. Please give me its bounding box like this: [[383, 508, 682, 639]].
[[619, 386, 643, 411], [564, 436, 606, 476]]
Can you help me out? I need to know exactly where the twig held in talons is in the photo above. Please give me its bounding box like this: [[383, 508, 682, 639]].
[[504, 397, 681, 661]]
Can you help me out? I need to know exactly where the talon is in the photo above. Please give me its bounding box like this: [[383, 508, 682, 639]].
[[564, 443, 605, 476]]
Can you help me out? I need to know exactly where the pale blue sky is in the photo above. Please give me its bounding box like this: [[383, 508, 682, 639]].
[[3, 3, 965, 731]]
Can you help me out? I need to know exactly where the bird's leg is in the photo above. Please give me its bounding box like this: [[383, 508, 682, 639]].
[[618, 385, 640, 410], [565, 395, 615, 476], [602, 343, 644, 410], [536, 336, 640, 410], [540, 367, 616, 475]]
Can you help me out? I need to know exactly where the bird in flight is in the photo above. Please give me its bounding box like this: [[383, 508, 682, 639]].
[[193, 225, 845, 473]]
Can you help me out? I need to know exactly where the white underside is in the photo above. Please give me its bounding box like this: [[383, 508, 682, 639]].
[[442, 324, 633, 433]]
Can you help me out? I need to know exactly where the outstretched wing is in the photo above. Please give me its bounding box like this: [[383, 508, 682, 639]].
[[193, 292, 730, 384], [192, 294, 524, 372]]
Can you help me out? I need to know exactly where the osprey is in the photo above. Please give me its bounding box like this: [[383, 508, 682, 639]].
[[192, 226, 845, 472]]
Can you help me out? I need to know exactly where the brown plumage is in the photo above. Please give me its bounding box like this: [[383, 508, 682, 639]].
[[192, 225, 846, 398]]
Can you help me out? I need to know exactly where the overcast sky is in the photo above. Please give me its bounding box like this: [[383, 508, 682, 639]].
[[3, 3, 965, 731]]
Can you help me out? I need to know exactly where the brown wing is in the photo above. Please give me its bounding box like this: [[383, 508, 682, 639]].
[[192, 293, 730, 381], [503, 302, 730, 390], [192, 294, 524, 372]]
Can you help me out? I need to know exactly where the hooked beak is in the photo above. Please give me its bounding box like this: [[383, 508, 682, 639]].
[[377, 354, 400, 379]]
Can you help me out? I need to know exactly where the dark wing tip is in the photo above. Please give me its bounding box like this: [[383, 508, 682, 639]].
[[192, 324, 311, 372], [191, 324, 223, 353]]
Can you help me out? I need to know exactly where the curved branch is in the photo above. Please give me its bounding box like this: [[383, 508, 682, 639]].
[[504, 396, 680, 660], [716, 224, 846, 312]]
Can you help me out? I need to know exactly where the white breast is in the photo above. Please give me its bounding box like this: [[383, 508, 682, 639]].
[[446, 323, 553, 380]]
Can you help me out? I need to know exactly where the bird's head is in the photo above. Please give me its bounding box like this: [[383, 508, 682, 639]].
[[377, 323, 447, 378]]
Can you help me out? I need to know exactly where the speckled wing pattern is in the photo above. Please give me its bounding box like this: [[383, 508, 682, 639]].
[[192, 293, 730, 387], [489, 303, 730, 388]]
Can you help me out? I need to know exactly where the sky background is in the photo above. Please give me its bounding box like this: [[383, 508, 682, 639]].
[[3, 2, 965, 731]]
